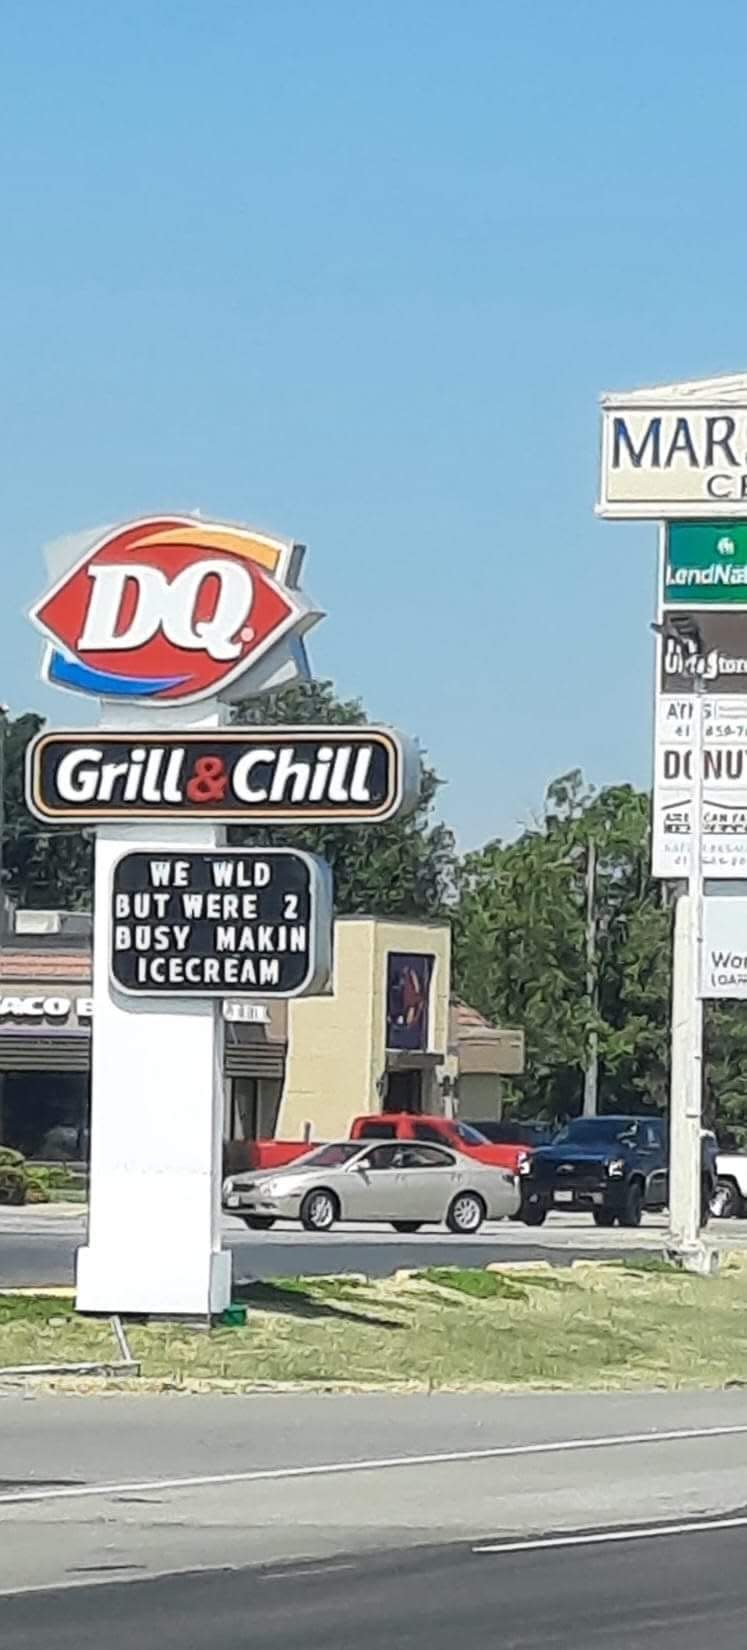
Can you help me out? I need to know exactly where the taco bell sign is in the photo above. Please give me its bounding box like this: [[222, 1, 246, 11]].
[[598, 374, 747, 520]]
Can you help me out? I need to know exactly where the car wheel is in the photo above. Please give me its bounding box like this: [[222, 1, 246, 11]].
[[391, 1220, 422, 1232], [446, 1192, 486, 1234], [619, 1181, 643, 1228], [300, 1188, 338, 1232], [241, 1215, 276, 1230], [522, 1196, 548, 1226], [711, 1178, 742, 1220], [592, 1208, 617, 1227]]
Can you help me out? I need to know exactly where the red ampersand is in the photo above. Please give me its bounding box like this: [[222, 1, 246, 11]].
[[186, 755, 229, 803]]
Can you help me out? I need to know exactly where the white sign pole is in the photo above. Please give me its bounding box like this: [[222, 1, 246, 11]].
[[76, 699, 231, 1318], [667, 679, 705, 1262]]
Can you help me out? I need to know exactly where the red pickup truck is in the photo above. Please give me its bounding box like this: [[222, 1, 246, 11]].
[[225, 1113, 528, 1176]]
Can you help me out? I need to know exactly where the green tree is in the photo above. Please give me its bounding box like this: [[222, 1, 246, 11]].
[[3, 713, 93, 909], [453, 770, 672, 1118], [229, 679, 456, 917]]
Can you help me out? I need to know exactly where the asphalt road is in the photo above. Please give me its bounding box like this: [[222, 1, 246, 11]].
[[5, 1523, 747, 1649], [1, 1207, 730, 1287], [3, 1389, 747, 1594]]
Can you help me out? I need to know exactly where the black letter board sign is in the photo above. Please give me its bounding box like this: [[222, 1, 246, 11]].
[[110, 849, 332, 999]]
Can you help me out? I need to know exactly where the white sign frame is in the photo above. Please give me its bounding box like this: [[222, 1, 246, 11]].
[[598, 375, 747, 520], [652, 525, 747, 879], [701, 897, 747, 998], [108, 845, 333, 1000]]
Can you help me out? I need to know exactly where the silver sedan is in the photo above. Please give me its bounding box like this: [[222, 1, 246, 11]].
[[223, 1138, 520, 1233]]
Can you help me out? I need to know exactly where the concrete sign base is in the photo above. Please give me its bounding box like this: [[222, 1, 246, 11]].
[[76, 822, 231, 1317], [76, 700, 232, 1319]]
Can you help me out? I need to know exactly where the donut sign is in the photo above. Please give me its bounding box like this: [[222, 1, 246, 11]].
[[29, 516, 321, 705]]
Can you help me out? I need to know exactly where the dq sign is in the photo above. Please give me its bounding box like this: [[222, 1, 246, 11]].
[[30, 516, 321, 705]]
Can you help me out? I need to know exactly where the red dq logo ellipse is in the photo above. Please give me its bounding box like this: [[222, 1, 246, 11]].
[[30, 516, 308, 705]]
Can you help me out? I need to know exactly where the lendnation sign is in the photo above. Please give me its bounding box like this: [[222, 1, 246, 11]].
[[598, 374, 747, 519], [664, 523, 747, 604]]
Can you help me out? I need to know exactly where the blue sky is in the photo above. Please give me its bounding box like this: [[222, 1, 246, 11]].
[[2, 0, 746, 846]]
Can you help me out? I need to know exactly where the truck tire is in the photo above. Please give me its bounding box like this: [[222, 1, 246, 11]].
[[391, 1220, 422, 1232], [619, 1180, 643, 1228], [592, 1208, 617, 1227], [241, 1215, 276, 1230], [711, 1178, 742, 1219], [522, 1196, 548, 1226]]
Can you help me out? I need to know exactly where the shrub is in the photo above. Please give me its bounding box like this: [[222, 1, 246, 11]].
[[0, 1148, 28, 1206], [0, 1150, 79, 1206]]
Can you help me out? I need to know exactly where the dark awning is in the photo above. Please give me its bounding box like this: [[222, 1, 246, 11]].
[[0, 1031, 90, 1073], [0, 1025, 287, 1081], [223, 1020, 286, 1081]]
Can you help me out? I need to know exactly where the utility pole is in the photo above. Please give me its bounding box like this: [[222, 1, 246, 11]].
[[582, 837, 598, 1116]]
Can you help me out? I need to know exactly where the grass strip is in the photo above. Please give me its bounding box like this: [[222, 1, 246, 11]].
[[2, 1255, 747, 1391]]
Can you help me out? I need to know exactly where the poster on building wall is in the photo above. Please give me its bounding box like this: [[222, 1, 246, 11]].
[[110, 848, 332, 998], [385, 953, 433, 1052]]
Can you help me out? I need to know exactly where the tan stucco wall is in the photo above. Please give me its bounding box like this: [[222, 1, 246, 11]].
[[457, 1072, 503, 1121], [276, 916, 451, 1140]]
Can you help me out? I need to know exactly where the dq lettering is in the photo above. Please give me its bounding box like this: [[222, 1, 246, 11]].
[[77, 560, 254, 662]]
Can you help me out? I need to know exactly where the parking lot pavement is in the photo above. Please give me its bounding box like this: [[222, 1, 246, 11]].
[[4, 1206, 747, 1243], [2, 1209, 747, 1290]]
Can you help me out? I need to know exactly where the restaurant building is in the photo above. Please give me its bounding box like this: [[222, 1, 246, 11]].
[[0, 904, 523, 1160]]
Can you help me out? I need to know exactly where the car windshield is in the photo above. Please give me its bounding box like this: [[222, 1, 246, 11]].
[[455, 1123, 488, 1144], [552, 1119, 638, 1147], [289, 1142, 365, 1168]]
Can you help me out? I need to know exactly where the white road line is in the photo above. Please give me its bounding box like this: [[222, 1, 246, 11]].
[[258, 1561, 357, 1581], [474, 1510, 747, 1555], [1, 1421, 747, 1508]]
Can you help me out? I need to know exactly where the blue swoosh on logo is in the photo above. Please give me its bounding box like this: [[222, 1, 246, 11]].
[[47, 651, 190, 698]]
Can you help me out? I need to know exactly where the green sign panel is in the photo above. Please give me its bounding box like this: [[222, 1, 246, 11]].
[[665, 522, 747, 603]]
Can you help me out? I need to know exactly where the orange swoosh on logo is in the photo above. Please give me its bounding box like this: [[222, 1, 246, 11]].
[[132, 524, 284, 574]]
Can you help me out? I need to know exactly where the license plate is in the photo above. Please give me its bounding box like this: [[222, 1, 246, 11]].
[[554, 1190, 573, 1203], [227, 1194, 240, 1208]]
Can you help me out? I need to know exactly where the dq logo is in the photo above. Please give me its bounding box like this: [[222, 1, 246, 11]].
[[30, 516, 319, 704]]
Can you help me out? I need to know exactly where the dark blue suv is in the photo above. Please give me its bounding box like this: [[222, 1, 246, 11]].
[[520, 1115, 717, 1228]]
